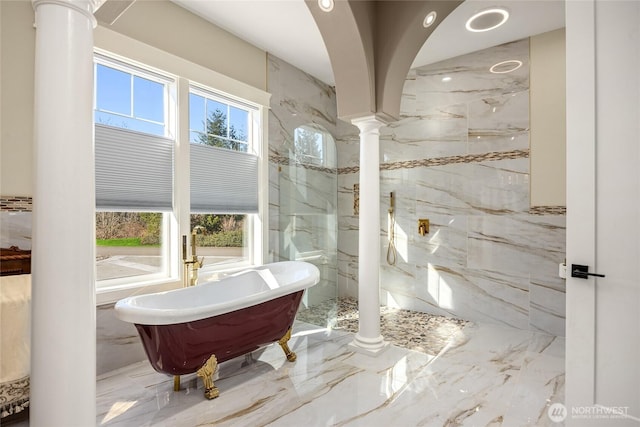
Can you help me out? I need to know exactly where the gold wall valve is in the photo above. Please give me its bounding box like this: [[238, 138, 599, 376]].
[[418, 219, 429, 236]]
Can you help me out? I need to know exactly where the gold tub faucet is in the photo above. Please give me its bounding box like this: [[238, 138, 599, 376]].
[[182, 226, 204, 286]]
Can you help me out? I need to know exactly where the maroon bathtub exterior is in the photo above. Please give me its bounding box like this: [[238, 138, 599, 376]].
[[134, 290, 304, 376]]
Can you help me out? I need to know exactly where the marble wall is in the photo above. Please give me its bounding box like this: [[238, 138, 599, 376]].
[[337, 39, 567, 336], [267, 54, 339, 307]]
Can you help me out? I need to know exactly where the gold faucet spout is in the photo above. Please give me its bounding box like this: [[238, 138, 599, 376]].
[[184, 227, 205, 286]]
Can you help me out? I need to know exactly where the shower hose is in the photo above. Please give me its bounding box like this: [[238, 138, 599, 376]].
[[387, 209, 397, 265]]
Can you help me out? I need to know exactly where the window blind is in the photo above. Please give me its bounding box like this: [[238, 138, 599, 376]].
[[95, 124, 174, 211], [190, 143, 259, 214]]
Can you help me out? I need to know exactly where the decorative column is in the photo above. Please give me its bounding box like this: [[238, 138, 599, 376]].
[[31, 1, 97, 425], [349, 116, 388, 355]]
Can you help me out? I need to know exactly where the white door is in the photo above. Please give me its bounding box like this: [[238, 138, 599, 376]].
[[565, 1, 640, 426]]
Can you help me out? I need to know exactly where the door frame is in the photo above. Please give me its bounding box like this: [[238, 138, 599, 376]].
[[565, 1, 597, 421], [566, 0, 640, 424]]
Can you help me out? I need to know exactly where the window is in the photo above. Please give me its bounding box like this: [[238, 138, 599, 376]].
[[96, 212, 164, 281], [189, 87, 260, 269], [189, 88, 250, 152], [190, 214, 249, 269], [94, 55, 171, 137], [294, 124, 334, 167], [94, 55, 175, 289], [93, 49, 266, 298]]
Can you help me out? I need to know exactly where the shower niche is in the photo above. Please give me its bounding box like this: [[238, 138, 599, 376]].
[[278, 123, 338, 311]]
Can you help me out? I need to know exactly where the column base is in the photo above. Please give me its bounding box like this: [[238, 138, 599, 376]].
[[348, 333, 389, 356]]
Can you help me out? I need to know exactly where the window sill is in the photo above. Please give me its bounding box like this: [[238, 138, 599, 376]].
[[96, 276, 181, 306]]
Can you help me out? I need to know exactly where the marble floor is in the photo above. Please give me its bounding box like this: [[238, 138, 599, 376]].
[[93, 317, 565, 426]]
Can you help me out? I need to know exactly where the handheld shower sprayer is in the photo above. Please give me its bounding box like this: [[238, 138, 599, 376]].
[[387, 192, 397, 265]]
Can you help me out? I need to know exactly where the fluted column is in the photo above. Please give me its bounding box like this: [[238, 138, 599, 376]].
[[349, 116, 388, 354], [31, 0, 97, 425]]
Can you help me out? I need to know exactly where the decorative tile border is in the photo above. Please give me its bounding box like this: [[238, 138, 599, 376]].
[[353, 184, 359, 216], [0, 196, 32, 212], [338, 165, 361, 175], [529, 206, 566, 216], [269, 153, 337, 174], [337, 149, 530, 175]]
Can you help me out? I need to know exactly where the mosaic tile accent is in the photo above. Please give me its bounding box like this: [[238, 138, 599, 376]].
[[338, 165, 361, 175], [269, 153, 336, 174], [0, 196, 32, 212], [296, 297, 469, 356], [382, 149, 529, 171], [353, 183, 359, 215], [336, 149, 530, 175], [529, 206, 566, 215]]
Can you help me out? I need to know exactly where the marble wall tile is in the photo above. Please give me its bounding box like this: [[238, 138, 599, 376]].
[[467, 215, 565, 274], [410, 265, 531, 329], [267, 55, 337, 157], [464, 158, 530, 214], [412, 164, 476, 216], [468, 131, 529, 154], [468, 90, 530, 138], [530, 281, 566, 336], [278, 165, 337, 216], [407, 40, 529, 114], [96, 304, 147, 376], [336, 38, 567, 335], [381, 105, 468, 162], [335, 121, 360, 169]]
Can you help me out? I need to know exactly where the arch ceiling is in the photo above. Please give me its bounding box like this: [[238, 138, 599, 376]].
[[306, 0, 463, 121]]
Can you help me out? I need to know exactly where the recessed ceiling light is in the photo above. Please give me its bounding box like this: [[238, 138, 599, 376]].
[[318, 0, 334, 12], [423, 11, 437, 28], [442, 76, 452, 82], [490, 60, 523, 74], [465, 8, 509, 32]]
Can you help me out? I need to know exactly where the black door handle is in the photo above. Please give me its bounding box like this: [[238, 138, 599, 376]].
[[571, 264, 605, 279]]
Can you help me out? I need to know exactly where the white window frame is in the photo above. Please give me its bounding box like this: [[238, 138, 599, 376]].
[[94, 29, 270, 305], [94, 54, 175, 139], [188, 85, 261, 275], [94, 54, 178, 296], [189, 85, 255, 153]]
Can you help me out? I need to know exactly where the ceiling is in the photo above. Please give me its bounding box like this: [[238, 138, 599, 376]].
[[172, 0, 566, 86]]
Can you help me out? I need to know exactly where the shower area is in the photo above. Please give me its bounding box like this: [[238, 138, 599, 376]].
[[266, 54, 341, 326], [277, 123, 339, 325]]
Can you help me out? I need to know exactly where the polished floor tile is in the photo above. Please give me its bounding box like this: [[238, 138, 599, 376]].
[[95, 320, 565, 426]]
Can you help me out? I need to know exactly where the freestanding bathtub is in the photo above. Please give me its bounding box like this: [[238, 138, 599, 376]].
[[114, 261, 320, 399]]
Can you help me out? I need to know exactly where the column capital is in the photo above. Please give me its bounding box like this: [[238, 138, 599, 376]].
[[351, 115, 387, 135], [32, 0, 98, 27]]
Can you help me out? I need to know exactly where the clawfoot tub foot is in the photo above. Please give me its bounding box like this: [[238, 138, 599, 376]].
[[196, 354, 219, 399], [278, 328, 297, 362]]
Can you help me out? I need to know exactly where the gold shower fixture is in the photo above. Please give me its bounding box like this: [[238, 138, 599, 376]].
[[418, 219, 430, 236]]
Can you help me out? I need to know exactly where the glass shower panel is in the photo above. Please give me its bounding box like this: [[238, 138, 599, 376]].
[[280, 124, 337, 325]]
